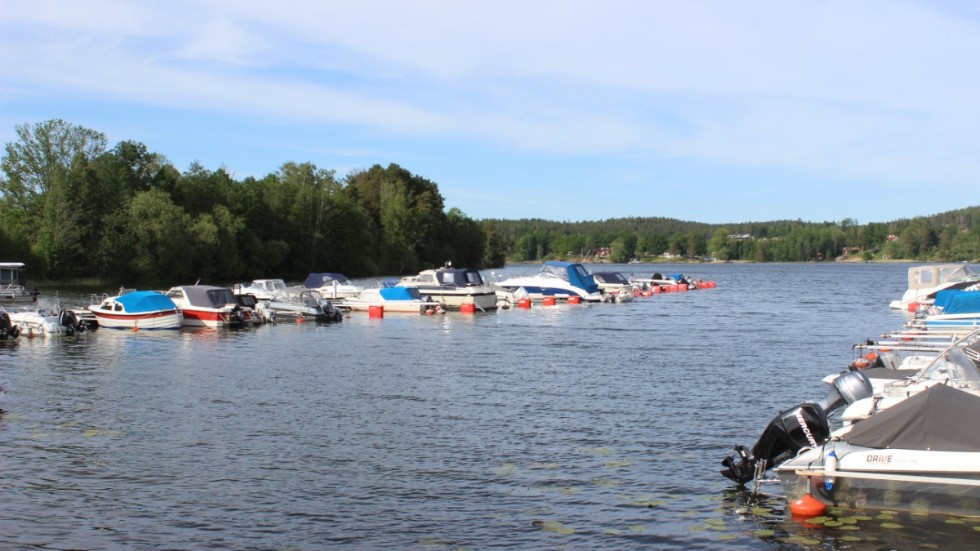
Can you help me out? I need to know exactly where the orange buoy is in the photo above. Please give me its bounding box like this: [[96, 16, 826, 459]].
[[865, 352, 878, 361], [542, 296, 557, 306], [790, 493, 826, 517], [368, 305, 384, 318], [853, 358, 871, 369], [460, 303, 476, 314], [567, 295, 581, 304], [296, 316, 305, 323]]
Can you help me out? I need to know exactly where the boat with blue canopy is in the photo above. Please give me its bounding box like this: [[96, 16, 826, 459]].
[[88, 290, 182, 329]]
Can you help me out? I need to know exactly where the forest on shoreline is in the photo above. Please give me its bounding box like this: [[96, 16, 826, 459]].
[[2, 120, 978, 286]]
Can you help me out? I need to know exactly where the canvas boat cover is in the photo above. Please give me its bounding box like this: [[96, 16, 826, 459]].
[[379, 287, 423, 301], [303, 273, 349, 288], [845, 384, 980, 452], [934, 290, 980, 314], [116, 291, 177, 313], [181, 285, 237, 308]]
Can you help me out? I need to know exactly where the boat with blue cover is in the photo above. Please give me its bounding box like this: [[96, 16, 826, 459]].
[[344, 285, 442, 314], [88, 290, 182, 329]]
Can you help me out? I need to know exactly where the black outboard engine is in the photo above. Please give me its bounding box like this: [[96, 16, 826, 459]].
[[1, 312, 21, 339], [721, 370, 873, 485], [59, 309, 84, 336]]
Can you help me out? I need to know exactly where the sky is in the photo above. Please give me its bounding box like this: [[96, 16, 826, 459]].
[[1, 1, 979, 225]]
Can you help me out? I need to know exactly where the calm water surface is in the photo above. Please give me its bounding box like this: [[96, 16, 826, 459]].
[[2, 263, 980, 550]]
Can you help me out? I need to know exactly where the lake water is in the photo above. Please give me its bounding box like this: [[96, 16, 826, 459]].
[[2, 262, 979, 550]]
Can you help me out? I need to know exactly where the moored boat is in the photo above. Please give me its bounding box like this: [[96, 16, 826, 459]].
[[591, 271, 635, 303], [88, 290, 182, 330], [6, 306, 88, 337], [398, 265, 497, 310], [493, 261, 603, 303], [166, 285, 246, 328], [302, 273, 363, 302], [776, 384, 980, 516], [345, 286, 442, 314], [889, 263, 980, 311], [266, 287, 344, 322]]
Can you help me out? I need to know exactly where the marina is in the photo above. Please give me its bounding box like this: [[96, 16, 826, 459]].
[[2, 263, 980, 549]]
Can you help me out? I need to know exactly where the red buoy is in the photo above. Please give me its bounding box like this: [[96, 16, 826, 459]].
[[368, 305, 384, 318], [460, 303, 476, 314], [567, 295, 581, 304], [790, 494, 826, 517], [542, 296, 557, 306], [651, 286, 662, 294], [517, 298, 532, 309]]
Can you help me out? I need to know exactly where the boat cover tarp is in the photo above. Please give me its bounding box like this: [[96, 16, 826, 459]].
[[116, 291, 177, 312], [934, 290, 980, 314], [303, 273, 348, 288], [181, 285, 235, 307], [844, 384, 980, 452], [380, 286, 422, 300]]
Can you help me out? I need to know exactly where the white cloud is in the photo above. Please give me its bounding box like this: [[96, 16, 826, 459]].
[[2, 0, 979, 220]]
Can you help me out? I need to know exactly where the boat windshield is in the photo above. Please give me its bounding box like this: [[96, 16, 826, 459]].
[[538, 264, 569, 281], [943, 264, 979, 283], [207, 288, 238, 307], [915, 348, 980, 390]]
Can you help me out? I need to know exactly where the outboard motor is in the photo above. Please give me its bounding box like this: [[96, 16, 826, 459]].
[[59, 309, 84, 336], [721, 371, 873, 485], [1, 312, 21, 339]]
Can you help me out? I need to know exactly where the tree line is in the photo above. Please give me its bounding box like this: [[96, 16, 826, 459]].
[[1, 120, 977, 286], [490, 210, 980, 263]]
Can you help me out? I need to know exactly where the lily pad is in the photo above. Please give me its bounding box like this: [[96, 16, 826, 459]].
[[880, 522, 903, 529]]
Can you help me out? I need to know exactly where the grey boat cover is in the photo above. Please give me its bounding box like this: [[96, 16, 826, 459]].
[[845, 384, 980, 452]]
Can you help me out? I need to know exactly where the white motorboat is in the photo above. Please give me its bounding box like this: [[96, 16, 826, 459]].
[[724, 329, 980, 516], [493, 261, 603, 303], [345, 286, 442, 314], [889, 263, 980, 311], [266, 287, 344, 322], [776, 384, 980, 516], [301, 273, 363, 301], [398, 266, 497, 310], [6, 305, 89, 337], [629, 272, 699, 290], [234, 279, 288, 301], [0, 262, 39, 304], [591, 271, 635, 303], [88, 290, 182, 330]]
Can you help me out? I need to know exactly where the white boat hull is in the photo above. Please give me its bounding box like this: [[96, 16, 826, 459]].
[[90, 310, 183, 330]]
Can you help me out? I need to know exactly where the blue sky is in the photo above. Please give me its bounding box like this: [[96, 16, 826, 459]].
[[2, 1, 978, 224]]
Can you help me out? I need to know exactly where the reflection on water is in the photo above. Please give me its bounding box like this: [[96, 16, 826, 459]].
[[1, 263, 976, 549]]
